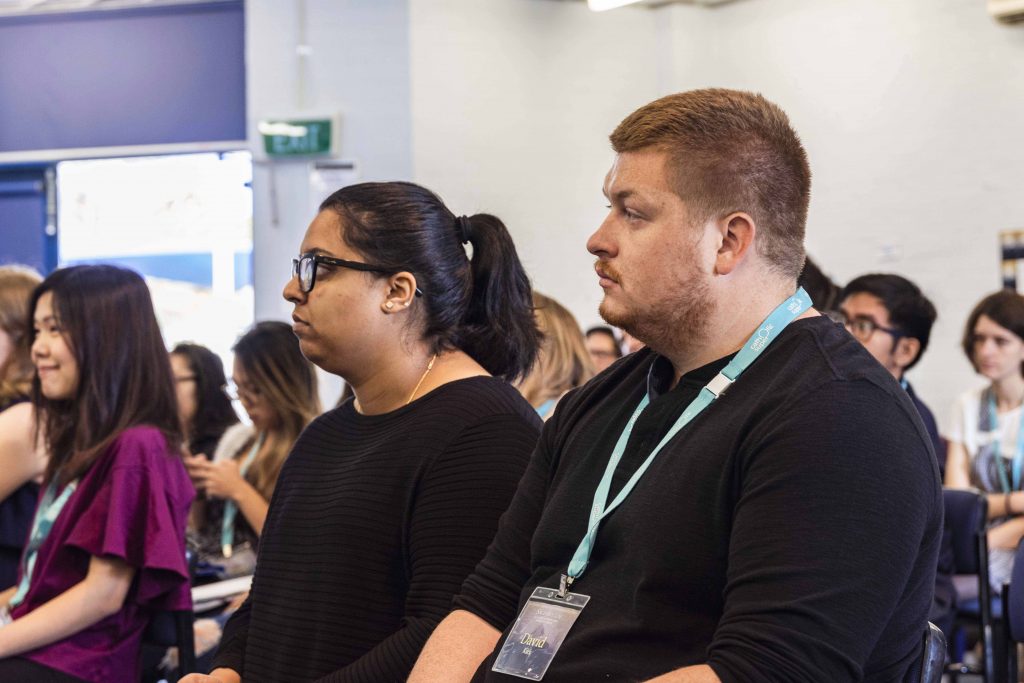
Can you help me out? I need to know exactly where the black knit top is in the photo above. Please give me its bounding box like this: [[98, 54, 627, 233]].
[[213, 376, 541, 682]]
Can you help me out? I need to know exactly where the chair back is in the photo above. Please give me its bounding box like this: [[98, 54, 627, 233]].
[[943, 488, 988, 575], [918, 621, 946, 683], [1007, 539, 1024, 643], [143, 609, 197, 676]]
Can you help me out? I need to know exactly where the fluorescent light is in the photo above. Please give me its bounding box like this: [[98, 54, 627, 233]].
[[587, 0, 644, 11]]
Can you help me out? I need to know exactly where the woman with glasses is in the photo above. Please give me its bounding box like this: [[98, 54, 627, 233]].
[[947, 290, 1024, 592], [185, 322, 320, 577], [0, 265, 192, 682], [184, 181, 542, 683]]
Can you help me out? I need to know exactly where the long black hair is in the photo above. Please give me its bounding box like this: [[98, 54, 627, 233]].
[[170, 343, 239, 454], [319, 181, 540, 381], [31, 265, 180, 486]]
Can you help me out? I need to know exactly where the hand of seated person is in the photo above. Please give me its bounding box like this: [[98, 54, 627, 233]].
[[179, 668, 240, 683], [183, 453, 210, 488], [191, 459, 245, 501]]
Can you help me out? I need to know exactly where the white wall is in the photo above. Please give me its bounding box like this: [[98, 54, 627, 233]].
[[409, 0, 665, 330], [246, 0, 413, 405], [245, 0, 1024, 429], [665, 0, 1024, 431]]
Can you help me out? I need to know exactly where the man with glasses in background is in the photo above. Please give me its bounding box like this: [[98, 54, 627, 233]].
[[836, 273, 954, 638], [836, 273, 942, 471]]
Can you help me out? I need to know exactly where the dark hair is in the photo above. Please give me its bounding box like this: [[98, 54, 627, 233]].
[[798, 257, 843, 313], [170, 343, 239, 454], [610, 88, 811, 280], [585, 326, 623, 359], [840, 274, 937, 371], [30, 265, 180, 487], [233, 321, 320, 499], [961, 290, 1024, 375], [319, 181, 540, 381]]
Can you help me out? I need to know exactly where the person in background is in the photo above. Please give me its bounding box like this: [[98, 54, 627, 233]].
[[185, 321, 320, 577], [518, 292, 595, 419], [947, 290, 1024, 594], [0, 266, 46, 590], [585, 325, 622, 373], [183, 180, 542, 683], [0, 265, 192, 682], [837, 274, 944, 471], [170, 343, 239, 460], [836, 273, 954, 638]]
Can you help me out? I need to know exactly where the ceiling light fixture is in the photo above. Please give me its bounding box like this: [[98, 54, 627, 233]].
[[587, 0, 644, 12]]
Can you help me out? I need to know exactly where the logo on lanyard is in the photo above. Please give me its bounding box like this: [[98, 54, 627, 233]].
[[749, 323, 775, 352]]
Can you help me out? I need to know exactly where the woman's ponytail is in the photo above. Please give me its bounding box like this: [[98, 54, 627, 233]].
[[452, 214, 539, 381]]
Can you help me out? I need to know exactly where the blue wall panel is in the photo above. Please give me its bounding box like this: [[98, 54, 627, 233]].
[[0, 2, 246, 152]]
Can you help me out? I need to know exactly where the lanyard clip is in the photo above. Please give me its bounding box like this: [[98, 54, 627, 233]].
[[706, 372, 733, 398], [558, 573, 573, 599]]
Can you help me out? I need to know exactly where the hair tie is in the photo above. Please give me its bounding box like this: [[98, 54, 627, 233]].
[[455, 215, 473, 245]]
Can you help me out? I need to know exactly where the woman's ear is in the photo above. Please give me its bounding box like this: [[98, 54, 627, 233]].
[[381, 271, 418, 314]]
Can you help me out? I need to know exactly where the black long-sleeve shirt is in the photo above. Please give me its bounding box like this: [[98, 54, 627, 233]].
[[212, 377, 541, 682], [455, 316, 942, 682]]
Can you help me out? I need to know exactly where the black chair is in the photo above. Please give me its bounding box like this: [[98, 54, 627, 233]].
[[911, 621, 947, 683], [143, 609, 197, 677], [1001, 538, 1024, 680], [943, 487, 995, 682]]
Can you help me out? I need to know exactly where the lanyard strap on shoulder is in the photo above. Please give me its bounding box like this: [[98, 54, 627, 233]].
[[985, 392, 1024, 493], [563, 288, 812, 587], [10, 478, 78, 609], [221, 433, 264, 558]]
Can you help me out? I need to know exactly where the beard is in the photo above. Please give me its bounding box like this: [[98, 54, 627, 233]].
[[599, 263, 716, 357]]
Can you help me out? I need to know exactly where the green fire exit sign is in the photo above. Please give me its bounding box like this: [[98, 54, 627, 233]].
[[259, 118, 333, 157]]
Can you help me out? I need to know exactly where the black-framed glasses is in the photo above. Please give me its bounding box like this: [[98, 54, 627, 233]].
[[831, 311, 903, 343], [291, 254, 423, 296]]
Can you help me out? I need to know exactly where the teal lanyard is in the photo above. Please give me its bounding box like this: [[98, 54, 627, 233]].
[[221, 434, 263, 558], [536, 398, 558, 419], [10, 478, 78, 608], [985, 392, 1024, 493], [561, 288, 812, 593]]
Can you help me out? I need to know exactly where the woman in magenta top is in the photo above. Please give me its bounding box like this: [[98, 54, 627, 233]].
[[0, 265, 194, 683]]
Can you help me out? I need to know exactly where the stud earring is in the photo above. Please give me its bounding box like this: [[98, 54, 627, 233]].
[[404, 302, 411, 307], [385, 301, 394, 310]]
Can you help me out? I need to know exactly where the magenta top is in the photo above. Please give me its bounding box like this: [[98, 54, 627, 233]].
[[10, 425, 194, 682]]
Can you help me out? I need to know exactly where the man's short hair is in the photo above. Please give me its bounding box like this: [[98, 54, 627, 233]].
[[841, 274, 937, 371], [610, 88, 811, 280]]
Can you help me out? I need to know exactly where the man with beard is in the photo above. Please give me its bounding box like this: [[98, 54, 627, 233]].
[[409, 89, 941, 683]]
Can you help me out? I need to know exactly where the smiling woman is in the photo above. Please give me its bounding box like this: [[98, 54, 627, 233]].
[[0, 265, 192, 683], [193, 181, 543, 683]]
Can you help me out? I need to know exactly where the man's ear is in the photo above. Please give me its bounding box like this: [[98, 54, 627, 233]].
[[894, 336, 922, 372], [714, 212, 756, 276]]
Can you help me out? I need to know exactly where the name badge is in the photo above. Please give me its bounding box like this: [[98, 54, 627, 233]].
[[491, 586, 590, 680]]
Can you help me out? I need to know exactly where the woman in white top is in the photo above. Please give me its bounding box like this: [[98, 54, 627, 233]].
[[947, 290, 1024, 588]]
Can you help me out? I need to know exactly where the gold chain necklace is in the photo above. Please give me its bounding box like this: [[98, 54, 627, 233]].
[[406, 353, 438, 405]]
